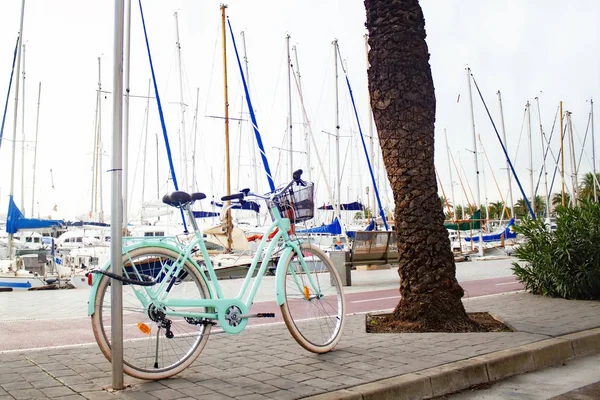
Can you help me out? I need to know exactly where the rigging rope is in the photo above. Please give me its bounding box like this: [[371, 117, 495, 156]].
[[227, 17, 275, 192], [137, 0, 187, 230], [335, 43, 388, 230], [0, 36, 19, 149], [469, 71, 535, 219]]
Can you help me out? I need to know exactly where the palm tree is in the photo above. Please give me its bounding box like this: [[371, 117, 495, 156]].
[[552, 192, 571, 208], [490, 201, 506, 219], [365, 0, 478, 331], [515, 195, 546, 218], [578, 172, 600, 202]]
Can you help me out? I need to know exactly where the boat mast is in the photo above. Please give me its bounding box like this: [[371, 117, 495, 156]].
[[191, 87, 199, 192], [20, 43, 26, 214], [286, 34, 293, 177], [364, 33, 377, 220], [567, 111, 578, 205], [444, 128, 457, 221], [497, 90, 514, 219], [560, 101, 565, 206], [466, 67, 483, 256], [221, 4, 232, 251], [591, 99, 597, 202], [526, 101, 535, 216], [241, 31, 260, 196], [7, 0, 26, 257], [535, 97, 550, 220], [174, 11, 189, 192], [30, 81, 41, 217], [141, 79, 150, 220], [333, 39, 341, 222], [293, 44, 311, 184]]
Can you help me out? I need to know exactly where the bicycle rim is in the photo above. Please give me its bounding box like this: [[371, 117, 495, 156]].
[[280, 242, 346, 353], [91, 247, 212, 380]]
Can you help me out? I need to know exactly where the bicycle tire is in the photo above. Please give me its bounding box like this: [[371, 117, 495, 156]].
[[91, 246, 212, 380], [280, 242, 346, 353]]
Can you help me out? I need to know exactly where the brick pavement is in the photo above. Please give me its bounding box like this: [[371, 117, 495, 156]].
[[0, 291, 599, 399]]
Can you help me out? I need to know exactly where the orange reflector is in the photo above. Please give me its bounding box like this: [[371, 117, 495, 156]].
[[87, 273, 93, 286], [137, 322, 151, 335], [303, 286, 310, 300]]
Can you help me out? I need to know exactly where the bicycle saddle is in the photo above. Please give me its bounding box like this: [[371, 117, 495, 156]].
[[162, 191, 206, 208]]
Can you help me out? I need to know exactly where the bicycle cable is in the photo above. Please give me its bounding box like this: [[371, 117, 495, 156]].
[[88, 270, 156, 286]]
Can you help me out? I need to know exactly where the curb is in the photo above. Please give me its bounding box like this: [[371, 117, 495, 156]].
[[302, 328, 600, 400]]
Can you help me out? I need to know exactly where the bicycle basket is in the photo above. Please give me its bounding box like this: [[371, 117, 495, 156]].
[[273, 182, 314, 224]]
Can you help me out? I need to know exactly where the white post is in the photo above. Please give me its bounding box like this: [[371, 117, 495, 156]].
[[444, 129, 457, 221], [241, 31, 260, 194], [293, 44, 311, 184], [466, 67, 483, 256], [567, 111, 578, 204], [110, 0, 125, 390], [364, 33, 376, 219]]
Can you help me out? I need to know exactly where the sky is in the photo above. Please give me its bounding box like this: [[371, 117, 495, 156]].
[[0, 0, 599, 223]]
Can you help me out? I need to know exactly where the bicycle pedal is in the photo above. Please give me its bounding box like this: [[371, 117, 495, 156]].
[[256, 313, 275, 318]]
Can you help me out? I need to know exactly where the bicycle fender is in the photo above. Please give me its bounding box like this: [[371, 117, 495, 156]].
[[274, 243, 301, 306], [87, 241, 182, 316]]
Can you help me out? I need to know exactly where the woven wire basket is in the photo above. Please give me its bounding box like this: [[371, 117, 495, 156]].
[[272, 182, 315, 224]]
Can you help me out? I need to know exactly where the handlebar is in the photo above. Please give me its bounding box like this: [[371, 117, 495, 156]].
[[220, 170, 307, 203]]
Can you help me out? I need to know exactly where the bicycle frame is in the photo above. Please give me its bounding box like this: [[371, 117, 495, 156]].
[[88, 199, 323, 335]]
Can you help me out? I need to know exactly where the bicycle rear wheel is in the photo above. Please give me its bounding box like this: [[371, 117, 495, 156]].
[[90, 246, 212, 380], [280, 242, 346, 353]]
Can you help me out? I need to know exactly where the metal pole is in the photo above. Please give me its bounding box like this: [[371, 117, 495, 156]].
[[123, 0, 131, 233], [7, 0, 26, 257], [110, 0, 125, 389], [444, 129, 457, 221], [31, 82, 41, 217], [497, 90, 514, 219], [333, 40, 341, 222], [466, 67, 483, 256]]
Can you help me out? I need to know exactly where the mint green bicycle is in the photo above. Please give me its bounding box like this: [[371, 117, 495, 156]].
[[88, 170, 346, 380]]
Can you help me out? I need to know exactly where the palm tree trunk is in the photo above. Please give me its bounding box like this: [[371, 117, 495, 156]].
[[365, 0, 478, 331]]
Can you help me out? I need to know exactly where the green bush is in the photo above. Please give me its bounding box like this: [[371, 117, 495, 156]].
[[512, 200, 600, 300]]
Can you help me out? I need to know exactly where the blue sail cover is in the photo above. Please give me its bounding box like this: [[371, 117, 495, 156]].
[[210, 200, 260, 214], [193, 211, 220, 219], [464, 219, 517, 243], [318, 202, 364, 211], [6, 195, 64, 234], [297, 217, 342, 235]]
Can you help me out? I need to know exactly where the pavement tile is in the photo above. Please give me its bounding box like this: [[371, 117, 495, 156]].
[[1, 288, 600, 400]]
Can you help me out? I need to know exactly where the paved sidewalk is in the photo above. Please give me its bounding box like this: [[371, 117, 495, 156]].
[[0, 290, 599, 400]]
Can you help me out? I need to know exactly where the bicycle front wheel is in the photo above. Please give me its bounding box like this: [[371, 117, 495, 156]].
[[280, 242, 346, 353], [90, 246, 212, 380]]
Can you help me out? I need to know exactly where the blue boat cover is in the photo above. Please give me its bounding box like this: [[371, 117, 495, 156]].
[[6, 195, 64, 234], [318, 202, 364, 211], [464, 219, 517, 243], [210, 200, 260, 214], [297, 217, 342, 235]]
